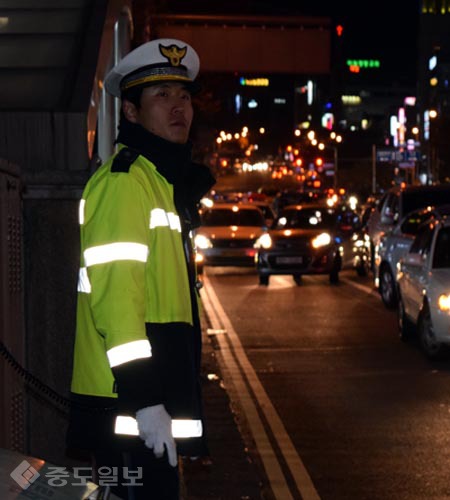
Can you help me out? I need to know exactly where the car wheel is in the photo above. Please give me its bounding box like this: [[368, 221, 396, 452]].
[[356, 260, 369, 277], [379, 266, 397, 309], [329, 267, 339, 284], [370, 242, 376, 272], [329, 255, 340, 284], [418, 305, 448, 360], [398, 294, 414, 341], [292, 274, 302, 286], [259, 275, 269, 286]]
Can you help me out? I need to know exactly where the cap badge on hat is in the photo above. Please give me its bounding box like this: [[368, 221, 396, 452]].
[[159, 44, 187, 67]]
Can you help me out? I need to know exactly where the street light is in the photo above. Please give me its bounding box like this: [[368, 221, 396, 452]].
[[426, 109, 438, 182], [306, 131, 342, 189], [331, 135, 342, 189]]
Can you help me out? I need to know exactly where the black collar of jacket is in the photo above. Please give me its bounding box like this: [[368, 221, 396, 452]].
[[115, 119, 215, 228]]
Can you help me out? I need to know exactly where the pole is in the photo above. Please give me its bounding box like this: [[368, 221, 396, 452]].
[[333, 146, 338, 189], [371, 144, 377, 194]]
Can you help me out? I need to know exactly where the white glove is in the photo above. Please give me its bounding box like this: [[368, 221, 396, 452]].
[[135, 404, 177, 467]]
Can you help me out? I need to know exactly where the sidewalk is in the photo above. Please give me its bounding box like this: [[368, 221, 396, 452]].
[[181, 320, 270, 500]]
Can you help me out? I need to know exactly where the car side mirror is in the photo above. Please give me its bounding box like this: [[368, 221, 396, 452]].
[[404, 253, 424, 267], [380, 212, 394, 225]]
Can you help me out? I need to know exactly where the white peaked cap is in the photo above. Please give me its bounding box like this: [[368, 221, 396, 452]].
[[104, 38, 200, 97]]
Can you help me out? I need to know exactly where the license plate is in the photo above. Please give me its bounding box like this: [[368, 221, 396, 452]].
[[220, 250, 240, 257], [276, 256, 303, 264]]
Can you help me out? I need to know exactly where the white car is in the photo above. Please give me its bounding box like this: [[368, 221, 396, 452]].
[[366, 184, 450, 269], [397, 216, 450, 359], [375, 205, 450, 309]]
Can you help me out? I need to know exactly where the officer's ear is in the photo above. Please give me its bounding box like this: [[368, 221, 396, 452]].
[[122, 99, 139, 123]]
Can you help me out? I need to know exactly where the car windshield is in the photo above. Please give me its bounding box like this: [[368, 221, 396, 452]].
[[433, 227, 450, 268], [201, 208, 264, 227], [334, 208, 361, 231], [273, 207, 335, 230], [402, 188, 450, 215]]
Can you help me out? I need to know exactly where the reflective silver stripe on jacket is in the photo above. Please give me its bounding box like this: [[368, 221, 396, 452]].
[[80, 201, 181, 233], [114, 415, 203, 438], [77, 242, 149, 294], [77, 267, 91, 293], [150, 208, 181, 232], [84, 242, 149, 266], [107, 339, 152, 368], [79, 199, 86, 225]]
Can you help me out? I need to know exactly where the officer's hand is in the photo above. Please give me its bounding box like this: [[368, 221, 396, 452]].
[[135, 404, 177, 467]]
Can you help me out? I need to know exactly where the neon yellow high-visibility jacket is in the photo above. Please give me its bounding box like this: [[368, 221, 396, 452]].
[[68, 140, 215, 455]]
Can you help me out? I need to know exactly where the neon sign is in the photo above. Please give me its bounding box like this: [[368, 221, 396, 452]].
[[239, 77, 269, 87], [346, 59, 380, 73]]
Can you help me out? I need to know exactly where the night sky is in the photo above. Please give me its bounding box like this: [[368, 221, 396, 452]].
[[160, 0, 422, 85]]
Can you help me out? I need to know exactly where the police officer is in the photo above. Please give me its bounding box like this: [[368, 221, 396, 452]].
[[67, 38, 215, 499]]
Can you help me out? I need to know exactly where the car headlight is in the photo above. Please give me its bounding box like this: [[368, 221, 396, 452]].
[[311, 232, 331, 248], [255, 233, 272, 249], [194, 234, 212, 249], [438, 294, 450, 312]]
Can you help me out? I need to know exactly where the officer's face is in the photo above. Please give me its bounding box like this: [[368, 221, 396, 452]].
[[123, 82, 193, 144]]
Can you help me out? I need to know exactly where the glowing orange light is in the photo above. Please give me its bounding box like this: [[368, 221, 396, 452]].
[[336, 25, 344, 37], [313, 180, 321, 188], [349, 65, 360, 73], [315, 157, 323, 167]]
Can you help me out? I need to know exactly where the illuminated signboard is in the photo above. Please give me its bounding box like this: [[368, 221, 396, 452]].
[[346, 59, 380, 73], [239, 77, 269, 87], [429, 55, 437, 70], [342, 95, 362, 105]]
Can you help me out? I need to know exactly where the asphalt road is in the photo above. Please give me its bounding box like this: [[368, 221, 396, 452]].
[[200, 266, 450, 500]]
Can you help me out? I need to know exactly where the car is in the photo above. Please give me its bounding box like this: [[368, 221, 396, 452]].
[[397, 216, 450, 359], [254, 203, 369, 286], [195, 202, 267, 268], [247, 200, 276, 227], [273, 189, 326, 215], [375, 205, 450, 309], [366, 184, 450, 269], [334, 204, 371, 277]]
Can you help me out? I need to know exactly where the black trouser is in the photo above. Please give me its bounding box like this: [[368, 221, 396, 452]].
[[93, 448, 179, 500]]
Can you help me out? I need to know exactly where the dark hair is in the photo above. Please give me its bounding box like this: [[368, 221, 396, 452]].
[[121, 86, 144, 108]]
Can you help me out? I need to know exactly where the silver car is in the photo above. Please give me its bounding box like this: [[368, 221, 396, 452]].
[[366, 184, 450, 269], [397, 216, 450, 359], [375, 205, 450, 309]]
